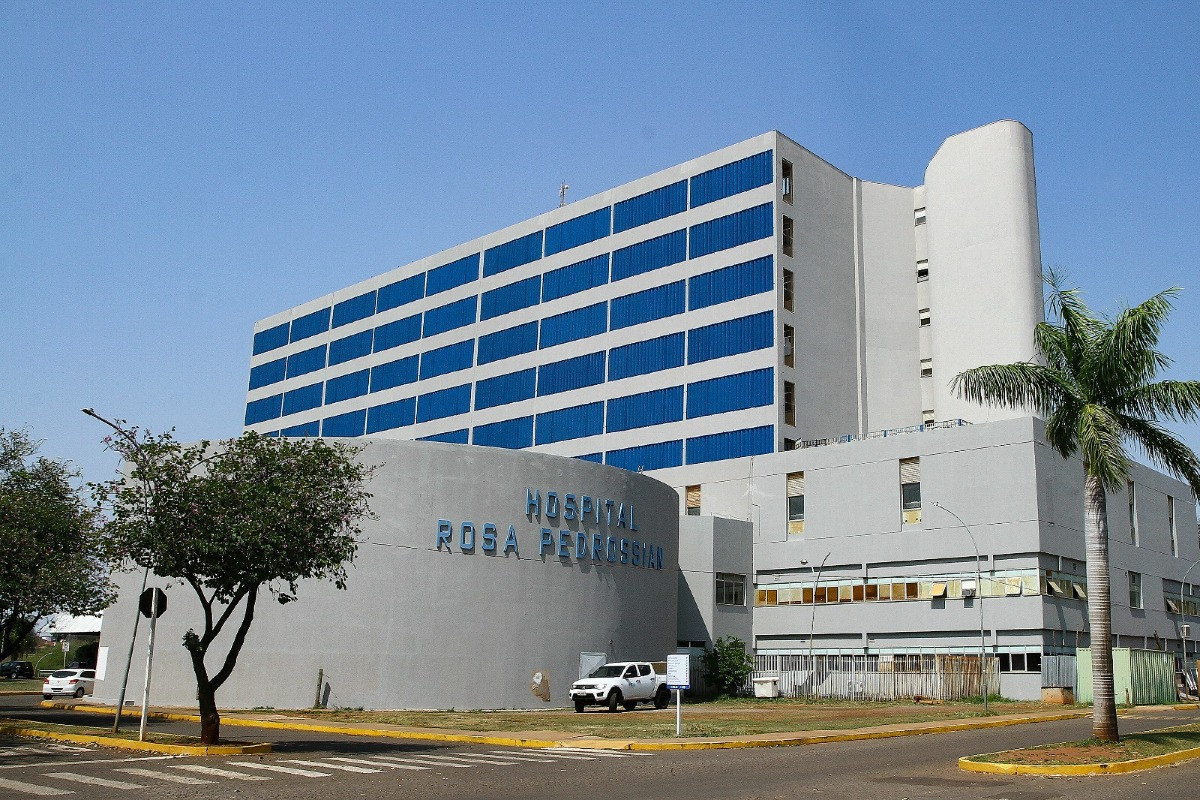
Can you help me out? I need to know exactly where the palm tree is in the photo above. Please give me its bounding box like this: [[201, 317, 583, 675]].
[[952, 274, 1200, 741]]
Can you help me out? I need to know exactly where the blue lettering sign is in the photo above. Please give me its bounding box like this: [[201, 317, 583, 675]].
[[591, 532, 603, 560], [616, 503, 627, 529], [482, 523, 497, 552], [564, 493, 576, 521], [604, 499, 614, 524], [436, 520, 453, 551], [558, 530, 571, 558], [546, 492, 559, 519], [619, 538, 630, 564], [631, 540, 641, 566], [539, 528, 554, 556], [504, 525, 519, 555], [580, 495, 593, 520], [460, 522, 475, 551], [606, 536, 617, 563], [630, 504, 638, 531], [575, 531, 587, 559], [526, 489, 540, 517]]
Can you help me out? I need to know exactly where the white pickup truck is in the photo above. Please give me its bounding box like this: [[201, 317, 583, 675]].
[[569, 661, 671, 712]]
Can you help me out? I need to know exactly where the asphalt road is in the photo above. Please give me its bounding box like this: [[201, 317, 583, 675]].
[[1, 695, 1197, 799]]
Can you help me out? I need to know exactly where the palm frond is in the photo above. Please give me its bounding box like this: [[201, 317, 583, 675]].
[[1116, 380, 1200, 423], [951, 362, 1068, 417], [1043, 404, 1082, 460], [1034, 322, 1072, 376], [1095, 290, 1178, 390], [1077, 404, 1130, 490], [1118, 415, 1200, 496]]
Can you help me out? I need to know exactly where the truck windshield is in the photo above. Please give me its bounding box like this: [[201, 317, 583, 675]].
[[588, 665, 626, 679]]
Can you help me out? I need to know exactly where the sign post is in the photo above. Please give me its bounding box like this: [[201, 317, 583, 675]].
[[137, 588, 167, 742], [666, 653, 690, 737]]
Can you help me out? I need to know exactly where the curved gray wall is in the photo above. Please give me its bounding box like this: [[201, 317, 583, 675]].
[[95, 439, 679, 710]]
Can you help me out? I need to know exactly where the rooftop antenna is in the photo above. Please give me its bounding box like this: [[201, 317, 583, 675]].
[[559, 181, 570, 207]]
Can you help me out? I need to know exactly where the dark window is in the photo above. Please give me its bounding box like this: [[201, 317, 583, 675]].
[[253, 323, 290, 355], [332, 291, 377, 328], [544, 207, 611, 256], [690, 151, 773, 208], [689, 203, 773, 259], [614, 181, 687, 232], [425, 254, 480, 296]]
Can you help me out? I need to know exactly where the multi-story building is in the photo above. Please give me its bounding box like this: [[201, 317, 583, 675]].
[[236, 121, 1199, 701]]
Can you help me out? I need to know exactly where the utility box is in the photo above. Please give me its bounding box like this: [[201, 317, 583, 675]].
[[753, 676, 780, 698], [1076, 647, 1175, 705]]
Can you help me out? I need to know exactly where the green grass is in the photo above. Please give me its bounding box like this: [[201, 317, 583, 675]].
[[972, 725, 1200, 765], [0, 679, 44, 692], [0, 717, 202, 746]]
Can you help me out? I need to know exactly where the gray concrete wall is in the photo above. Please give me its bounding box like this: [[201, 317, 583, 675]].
[[95, 439, 679, 711], [677, 516, 753, 647]]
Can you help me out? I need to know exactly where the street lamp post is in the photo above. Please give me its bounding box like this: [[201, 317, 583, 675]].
[[932, 501, 989, 713], [802, 552, 831, 698], [82, 408, 150, 734]]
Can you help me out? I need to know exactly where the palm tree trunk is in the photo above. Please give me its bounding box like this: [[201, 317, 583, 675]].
[[1084, 473, 1119, 741]]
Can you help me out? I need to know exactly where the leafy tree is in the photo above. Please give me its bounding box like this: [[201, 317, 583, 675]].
[[702, 636, 755, 697], [95, 427, 374, 744], [953, 275, 1200, 741], [0, 429, 113, 662]]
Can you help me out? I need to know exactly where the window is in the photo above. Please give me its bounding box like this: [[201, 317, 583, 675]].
[[919, 308, 931, 327], [715, 573, 746, 606], [783, 324, 795, 367], [900, 457, 921, 519], [784, 381, 796, 426], [784, 438, 797, 450], [685, 485, 701, 516], [916, 260, 929, 281], [914, 207, 927, 226], [1128, 481, 1138, 545], [782, 215, 794, 257], [1129, 571, 1142, 609], [783, 269, 795, 311], [920, 358, 933, 378], [787, 472, 805, 537], [1169, 495, 1178, 557], [781, 159, 793, 204], [922, 409, 935, 425]]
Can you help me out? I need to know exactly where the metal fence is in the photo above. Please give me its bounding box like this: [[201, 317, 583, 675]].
[[752, 653, 998, 701], [1041, 655, 1077, 690]]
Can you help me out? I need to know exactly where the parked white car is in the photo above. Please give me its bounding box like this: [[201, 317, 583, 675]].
[[569, 661, 669, 712], [42, 669, 95, 700]]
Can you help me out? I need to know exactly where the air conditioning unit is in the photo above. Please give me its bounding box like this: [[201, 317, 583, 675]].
[[961, 579, 977, 598]]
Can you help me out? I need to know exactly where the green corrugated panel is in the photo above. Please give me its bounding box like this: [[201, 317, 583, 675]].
[[1076, 648, 1175, 705]]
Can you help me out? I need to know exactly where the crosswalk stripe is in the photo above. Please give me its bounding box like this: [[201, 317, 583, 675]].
[[279, 759, 380, 774], [115, 767, 213, 784], [0, 776, 73, 796], [436, 753, 520, 766], [229, 761, 331, 777], [42, 772, 143, 790], [171, 764, 271, 781], [322, 756, 426, 770], [521, 750, 597, 761], [553, 747, 642, 758], [480, 751, 559, 763], [367, 755, 471, 769]]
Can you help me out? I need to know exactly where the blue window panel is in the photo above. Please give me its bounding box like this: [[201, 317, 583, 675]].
[[328, 330, 373, 366], [688, 203, 774, 259], [544, 207, 611, 256], [483, 231, 543, 277], [423, 296, 477, 337], [472, 416, 534, 450], [244, 394, 283, 425], [481, 275, 540, 321], [325, 369, 370, 404], [689, 151, 773, 208], [282, 382, 323, 416], [610, 281, 684, 330], [537, 351, 606, 396], [605, 440, 684, 472], [539, 302, 607, 349], [426, 253, 480, 296], [687, 368, 774, 418], [688, 311, 774, 364], [608, 332, 685, 381], [332, 291, 377, 328], [253, 322, 290, 355], [248, 357, 286, 390], [474, 368, 536, 410], [419, 339, 475, 380], [290, 308, 331, 343], [614, 181, 687, 233], [686, 425, 775, 465], [416, 383, 472, 423], [377, 274, 425, 312], [373, 314, 421, 353], [370, 355, 418, 393], [689, 255, 774, 310], [366, 397, 415, 433], [575, 452, 603, 464], [285, 344, 327, 379], [542, 254, 609, 302], [535, 402, 604, 445], [322, 409, 366, 438], [611, 229, 686, 282], [606, 386, 684, 433], [477, 321, 538, 365], [419, 429, 470, 444], [280, 420, 319, 437], [265, 430, 280, 437]]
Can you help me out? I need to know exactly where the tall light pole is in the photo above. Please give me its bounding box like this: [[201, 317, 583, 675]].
[[803, 552, 830, 698], [932, 501, 988, 713], [82, 408, 150, 733], [1180, 559, 1199, 671]]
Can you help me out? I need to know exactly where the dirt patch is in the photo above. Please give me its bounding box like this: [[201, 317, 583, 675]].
[[991, 743, 1131, 765]]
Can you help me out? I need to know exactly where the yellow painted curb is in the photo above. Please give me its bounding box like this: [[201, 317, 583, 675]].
[[0, 719, 270, 756], [959, 744, 1200, 777]]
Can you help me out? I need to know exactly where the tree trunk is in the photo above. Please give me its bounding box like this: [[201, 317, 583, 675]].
[[1084, 473, 1119, 742], [188, 648, 221, 745]]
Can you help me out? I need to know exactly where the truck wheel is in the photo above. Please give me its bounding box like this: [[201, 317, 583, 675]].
[[623, 699, 638, 711], [607, 690, 623, 712], [654, 685, 670, 709], [574, 700, 586, 713]]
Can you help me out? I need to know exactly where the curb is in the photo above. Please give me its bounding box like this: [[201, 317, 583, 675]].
[[959, 744, 1200, 777], [43, 701, 1097, 752], [0, 718, 270, 756]]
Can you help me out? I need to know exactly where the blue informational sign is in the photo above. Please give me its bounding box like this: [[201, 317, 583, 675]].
[[667, 653, 690, 690]]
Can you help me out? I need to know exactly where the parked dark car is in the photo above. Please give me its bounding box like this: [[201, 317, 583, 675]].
[[0, 661, 34, 679]]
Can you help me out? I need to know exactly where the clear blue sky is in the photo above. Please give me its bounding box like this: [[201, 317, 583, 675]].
[[3, 2, 1198, 485]]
